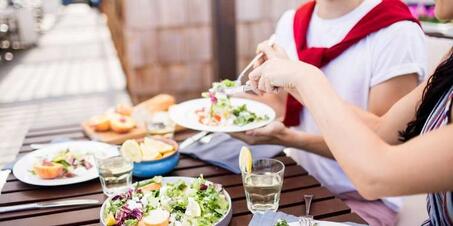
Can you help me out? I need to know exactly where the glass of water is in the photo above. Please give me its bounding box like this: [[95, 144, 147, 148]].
[[96, 155, 133, 196], [242, 159, 285, 214], [146, 111, 176, 139]]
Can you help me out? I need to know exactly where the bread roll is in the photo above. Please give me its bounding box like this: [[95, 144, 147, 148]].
[[132, 94, 176, 123], [134, 94, 175, 113]]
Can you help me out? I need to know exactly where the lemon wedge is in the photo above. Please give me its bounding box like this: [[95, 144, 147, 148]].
[[105, 213, 116, 226], [185, 197, 202, 217], [120, 139, 142, 162], [239, 146, 253, 174]]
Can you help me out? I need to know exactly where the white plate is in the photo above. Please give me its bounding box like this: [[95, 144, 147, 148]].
[[100, 176, 232, 226], [169, 98, 276, 133], [13, 141, 119, 186]]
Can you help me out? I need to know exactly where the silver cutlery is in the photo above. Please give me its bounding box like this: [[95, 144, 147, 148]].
[[179, 131, 211, 150], [235, 34, 276, 85], [223, 84, 254, 96], [200, 133, 217, 144], [222, 34, 276, 96], [299, 194, 314, 226], [0, 199, 100, 213]]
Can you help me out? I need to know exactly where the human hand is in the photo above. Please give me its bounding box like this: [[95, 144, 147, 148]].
[[248, 57, 321, 96], [230, 121, 287, 145], [254, 41, 290, 68]]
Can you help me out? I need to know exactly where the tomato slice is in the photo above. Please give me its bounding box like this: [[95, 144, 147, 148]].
[[213, 114, 221, 122]]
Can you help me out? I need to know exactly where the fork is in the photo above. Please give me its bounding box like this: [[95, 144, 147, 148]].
[[299, 194, 314, 226], [235, 34, 276, 86]]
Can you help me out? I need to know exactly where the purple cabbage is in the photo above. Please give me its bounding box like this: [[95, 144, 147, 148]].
[[115, 205, 143, 225]]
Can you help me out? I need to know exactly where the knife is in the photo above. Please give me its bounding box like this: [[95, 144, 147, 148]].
[[179, 131, 210, 150], [0, 199, 100, 213]]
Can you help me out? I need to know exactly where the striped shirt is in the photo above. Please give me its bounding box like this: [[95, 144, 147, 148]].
[[420, 86, 453, 226]]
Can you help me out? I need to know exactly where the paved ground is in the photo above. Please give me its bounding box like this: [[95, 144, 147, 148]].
[[0, 4, 125, 103], [0, 4, 127, 168]]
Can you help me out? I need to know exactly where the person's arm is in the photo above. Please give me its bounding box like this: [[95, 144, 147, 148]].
[[292, 68, 453, 199], [231, 121, 335, 158], [233, 74, 417, 159], [368, 74, 418, 116], [250, 57, 453, 198], [284, 73, 419, 157]]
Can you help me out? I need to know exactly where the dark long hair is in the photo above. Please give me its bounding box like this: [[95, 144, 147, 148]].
[[400, 48, 453, 141]]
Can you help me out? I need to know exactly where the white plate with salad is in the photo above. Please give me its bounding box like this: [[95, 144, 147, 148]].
[[13, 141, 119, 186], [100, 176, 232, 226], [170, 80, 275, 133]]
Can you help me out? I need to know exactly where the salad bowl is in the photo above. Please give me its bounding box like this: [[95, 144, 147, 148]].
[[100, 176, 232, 226]]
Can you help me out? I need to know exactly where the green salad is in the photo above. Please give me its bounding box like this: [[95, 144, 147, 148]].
[[197, 80, 269, 126], [103, 176, 229, 226], [275, 219, 289, 226]]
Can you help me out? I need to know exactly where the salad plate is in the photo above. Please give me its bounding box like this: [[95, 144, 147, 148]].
[[13, 141, 119, 186], [170, 80, 275, 133], [169, 97, 275, 133], [100, 176, 232, 226]]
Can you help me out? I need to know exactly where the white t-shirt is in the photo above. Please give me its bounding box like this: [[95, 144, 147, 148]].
[[274, 0, 427, 211]]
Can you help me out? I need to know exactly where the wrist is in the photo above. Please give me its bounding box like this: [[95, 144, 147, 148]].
[[274, 127, 292, 145]]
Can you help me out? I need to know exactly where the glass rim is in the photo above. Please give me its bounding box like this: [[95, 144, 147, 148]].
[[249, 158, 285, 175]]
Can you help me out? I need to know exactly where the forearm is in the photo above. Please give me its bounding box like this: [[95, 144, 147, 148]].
[[277, 129, 334, 159]]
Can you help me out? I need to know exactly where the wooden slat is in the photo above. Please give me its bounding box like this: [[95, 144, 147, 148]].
[[21, 132, 87, 146], [322, 213, 368, 224], [25, 126, 83, 138], [0, 181, 102, 206], [207, 164, 307, 188], [0, 206, 101, 226], [28, 123, 82, 133], [225, 175, 319, 200], [0, 194, 105, 221], [232, 186, 335, 215]]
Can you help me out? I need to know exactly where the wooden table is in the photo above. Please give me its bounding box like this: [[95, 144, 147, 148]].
[[0, 123, 367, 226]]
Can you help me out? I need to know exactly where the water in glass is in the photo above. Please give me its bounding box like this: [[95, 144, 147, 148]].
[[97, 156, 133, 196], [242, 159, 284, 214]]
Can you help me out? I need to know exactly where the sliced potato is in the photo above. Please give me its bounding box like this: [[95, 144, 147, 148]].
[[162, 151, 176, 158], [140, 143, 160, 161], [144, 137, 174, 154]]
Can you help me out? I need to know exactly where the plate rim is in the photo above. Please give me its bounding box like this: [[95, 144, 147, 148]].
[[169, 97, 276, 133], [12, 140, 118, 186]]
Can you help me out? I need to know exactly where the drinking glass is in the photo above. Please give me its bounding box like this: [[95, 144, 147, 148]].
[[96, 155, 133, 196], [242, 159, 285, 214], [146, 111, 176, 138]]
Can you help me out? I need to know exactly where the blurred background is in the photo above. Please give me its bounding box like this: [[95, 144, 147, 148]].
[[0, 1, 452, 225], [1, 0, 451, 105]]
